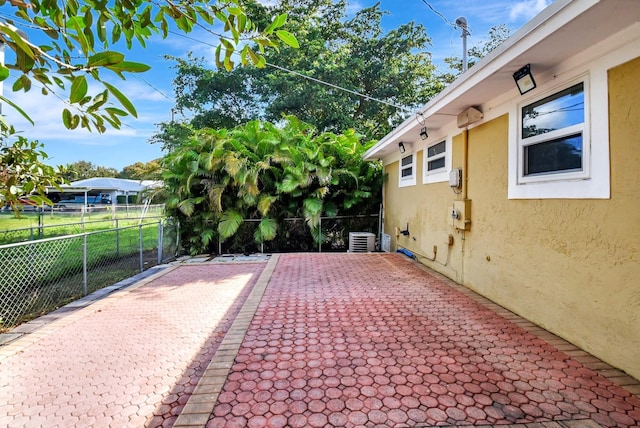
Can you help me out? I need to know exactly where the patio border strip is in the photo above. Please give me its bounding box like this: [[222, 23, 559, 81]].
[[408, 257, 640, 398], [173, 254, 280, 428]]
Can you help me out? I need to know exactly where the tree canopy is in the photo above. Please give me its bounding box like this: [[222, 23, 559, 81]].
[[0, 0, 297, 210], [161, 0, 444, 151]]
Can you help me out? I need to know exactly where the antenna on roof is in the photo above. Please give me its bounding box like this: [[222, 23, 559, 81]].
[[455, 17, 470, 72]]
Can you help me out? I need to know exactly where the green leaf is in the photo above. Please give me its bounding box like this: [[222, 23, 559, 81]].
[[218, 210, 243, 240], [257, 195, 277, 216], [105, 107, 128, 117], [265, 13, 287, 34], [0, 25, 35, 59], [105, 61, 151, 73], [303, 197, 323, 216], [62, 109, 73, 128], [0, 64, 9, 82], [87, 51, 125, 67], [256, 217, 277, 242], [103, 82, 137, 117], [69, 75, 88, 104], [0, 94, 34, 125], [276, 30, 299, 48], [177, 198, 195, 217], [246, 47, 266, 68]]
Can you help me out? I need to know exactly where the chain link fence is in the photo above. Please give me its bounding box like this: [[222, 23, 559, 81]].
[[0, 218, 179, 331], [0, 216, 165, 245], [218, 214, 380, 254]]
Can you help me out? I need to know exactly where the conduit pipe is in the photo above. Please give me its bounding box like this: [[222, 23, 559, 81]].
[[462, 128, 469, 200]]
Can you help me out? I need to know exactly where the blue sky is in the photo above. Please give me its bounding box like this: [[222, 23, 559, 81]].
[[3, 0, 552, 171]]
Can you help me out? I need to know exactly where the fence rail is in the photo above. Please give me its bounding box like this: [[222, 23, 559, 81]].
[[217, 214, 380, 254], [0, 216, 165, 245], [0, 218, 179, 330]]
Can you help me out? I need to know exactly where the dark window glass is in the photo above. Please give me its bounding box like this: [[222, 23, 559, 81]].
[[524, 134, 583, 175], [522, 83, 584, 138], [427, 141, 446, 157], [401, 167, 413, 177], [401, 154, 413, 167], [428, 158, 446, 171]]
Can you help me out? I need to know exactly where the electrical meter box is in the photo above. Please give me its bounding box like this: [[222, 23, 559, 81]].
[[451, 200, 471, 230]]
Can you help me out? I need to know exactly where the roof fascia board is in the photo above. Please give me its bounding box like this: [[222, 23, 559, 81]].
[[364, 0, 599, 160]]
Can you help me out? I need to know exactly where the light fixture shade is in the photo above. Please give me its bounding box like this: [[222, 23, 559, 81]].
[[513, 64, 536, 95], [420, 127, 428, 140], [398, 142, 406, 153]]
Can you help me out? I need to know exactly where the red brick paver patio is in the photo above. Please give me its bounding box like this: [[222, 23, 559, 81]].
[[1, 253, 639, 427], [0, 262, 265, 427], [204, 254, 640, 427]]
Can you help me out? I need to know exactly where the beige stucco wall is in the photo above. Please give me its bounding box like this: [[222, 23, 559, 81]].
[[384, 151, 464, 283], [382, 57, 640, 379]]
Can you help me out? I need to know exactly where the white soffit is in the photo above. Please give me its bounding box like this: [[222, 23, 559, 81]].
[[364, 0, 640, 161]]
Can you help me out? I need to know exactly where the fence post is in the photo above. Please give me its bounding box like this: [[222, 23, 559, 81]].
[[176, 221, 180, 257], [318, 217, 322, 253], [29, 241, 35, 284], [38, 211, 44, 238], [157, 220, 163, 264], [115, 219, 120, 257], [139, 224, 144, 273], [83, 234, 88, 296]]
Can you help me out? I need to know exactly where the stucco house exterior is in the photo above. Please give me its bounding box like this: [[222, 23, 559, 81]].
[[364, 0, 640, 380]]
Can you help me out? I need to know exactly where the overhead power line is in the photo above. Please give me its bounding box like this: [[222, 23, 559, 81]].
[[419, 0, 458, 28], [167, 30, 413, 113]]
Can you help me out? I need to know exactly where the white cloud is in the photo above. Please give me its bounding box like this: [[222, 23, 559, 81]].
[[346, 1, 365, 16], [509, 0, 552, 22], [3, 80, 158, 145]]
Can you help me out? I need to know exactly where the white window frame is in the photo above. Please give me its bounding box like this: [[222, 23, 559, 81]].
[[399, 152, 416, 187], [517, 78, 590, 184], [508, 70, 610, 199], [423, 137, 451, 184]]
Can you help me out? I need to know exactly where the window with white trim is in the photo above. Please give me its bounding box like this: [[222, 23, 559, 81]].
[[518, 81, 588, 183], [426, 140, 446, 172], [399, 153, 416, 187]]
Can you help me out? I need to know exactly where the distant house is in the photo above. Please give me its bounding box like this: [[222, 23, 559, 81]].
[[50, 177, 162, 207], [365, 0, 640, 379]]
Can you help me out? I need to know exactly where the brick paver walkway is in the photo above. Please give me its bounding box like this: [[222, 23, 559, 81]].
[[1, 253, 639, 428], [0, 262, 265, 427], [204, 253, 640, 427]]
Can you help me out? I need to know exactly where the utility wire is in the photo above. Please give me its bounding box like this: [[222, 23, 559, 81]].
[[132, 75, 173, 101], [167, 30, 413, 113], [419, 0, 458, 28]]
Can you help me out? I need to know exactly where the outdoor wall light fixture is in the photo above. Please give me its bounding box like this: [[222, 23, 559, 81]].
[[398, 142, 406, 153], [420, 127, 428, 140], [513, 64, 536, 95]]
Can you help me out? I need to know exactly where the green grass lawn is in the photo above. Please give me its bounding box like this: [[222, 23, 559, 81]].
[[0, 210, 163, 245]]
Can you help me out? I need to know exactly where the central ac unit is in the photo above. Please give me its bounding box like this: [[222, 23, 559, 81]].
[[349, 232, 376, 252]]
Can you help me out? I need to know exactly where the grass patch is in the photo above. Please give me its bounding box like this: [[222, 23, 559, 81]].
[[0, 211, 163, 245]]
